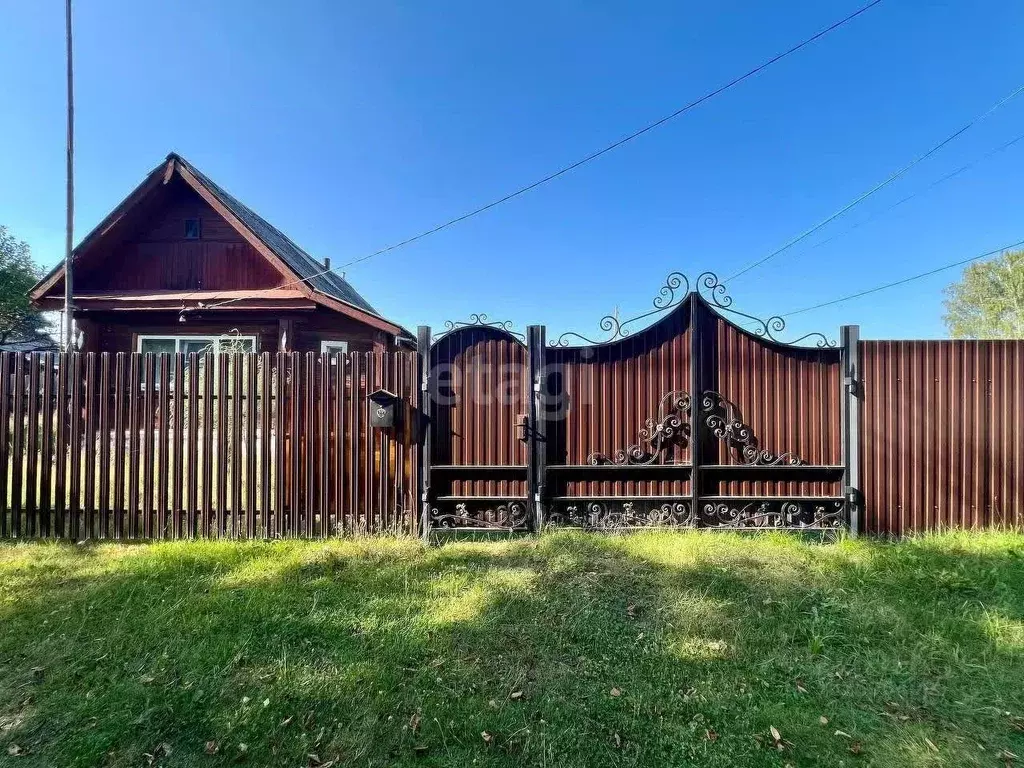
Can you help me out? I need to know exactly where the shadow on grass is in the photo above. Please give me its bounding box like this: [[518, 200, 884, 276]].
[[0, 532, 1022, 767]]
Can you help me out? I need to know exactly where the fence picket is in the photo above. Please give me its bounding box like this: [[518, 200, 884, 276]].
[[25, 353, 40, 537], [157, 354, 170, 538], [40, 355, 54, 537]]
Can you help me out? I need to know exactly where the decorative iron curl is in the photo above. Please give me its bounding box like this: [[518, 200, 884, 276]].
[[430, 500, 529, 530], [696, 271, 836, 348], [433, 314, 525, 342], [588, 390, 691, 465], [700, 499, 843, 529], [550, 272, 690, 347], [547, 500, 695, 529], [701, 391, 804, 466]]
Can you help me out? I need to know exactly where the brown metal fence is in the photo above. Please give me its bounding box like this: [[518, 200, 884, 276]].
[[860, 340, 1024, 535], [0, 350, 418, 540], [6, 275, 1024, 541]]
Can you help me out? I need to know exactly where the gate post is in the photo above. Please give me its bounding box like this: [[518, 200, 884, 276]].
[[416, 326, 432, 542], [689, 297, 703, 527], [527, 325, 547, 531], [840, 325, 861, 536]]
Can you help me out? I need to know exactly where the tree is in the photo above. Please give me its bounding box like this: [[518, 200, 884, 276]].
[[0, 226, 51, 348], [943, 250, 1024, 339]]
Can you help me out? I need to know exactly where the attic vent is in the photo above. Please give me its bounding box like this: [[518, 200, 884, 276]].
[[184, 218, 201, 239]]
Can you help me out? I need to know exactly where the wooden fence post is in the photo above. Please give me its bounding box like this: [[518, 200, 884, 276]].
[[416, 326, 432, 542], [527, 325, 547, 531], [840, 324, 861, 537]]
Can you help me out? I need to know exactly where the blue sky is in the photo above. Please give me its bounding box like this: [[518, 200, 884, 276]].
[[2, 0, 1023, 341]]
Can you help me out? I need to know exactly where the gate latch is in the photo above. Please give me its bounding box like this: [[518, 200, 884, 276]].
[[515, 414, 529, 442]]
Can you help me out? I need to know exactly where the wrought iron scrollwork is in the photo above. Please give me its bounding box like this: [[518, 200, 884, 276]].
[[699, 499, 843, 529], [430, 500, 529, 530], [696, 272, 836, 348], [550, 272, 690, 347], [588, 390, 691, 465], [701, 391, 804, 466], [547, 499, 694, 529], [434, 314, 525, 342]]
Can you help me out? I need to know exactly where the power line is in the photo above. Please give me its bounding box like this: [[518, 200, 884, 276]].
[[193, 0, 885, 314], [723, 83, 1024, 284], [787, 130, 1024, 257], [780, 238, 1024, 318]]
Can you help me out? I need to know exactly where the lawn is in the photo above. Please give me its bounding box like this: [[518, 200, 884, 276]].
[[0, 532, 1022, 767]]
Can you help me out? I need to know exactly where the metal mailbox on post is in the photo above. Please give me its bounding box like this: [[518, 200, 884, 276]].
[[368, 388, 401, 430]]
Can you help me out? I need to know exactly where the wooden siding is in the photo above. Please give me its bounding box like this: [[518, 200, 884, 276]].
[[76, 179, 283, 293], [81, 309, 392, 355]]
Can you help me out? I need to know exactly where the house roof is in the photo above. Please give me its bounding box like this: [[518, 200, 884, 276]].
[[169, 154, 381, 317], [30, 153, 409, 338]]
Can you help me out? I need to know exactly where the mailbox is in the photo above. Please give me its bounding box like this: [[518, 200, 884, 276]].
[[368, 388, 401, 430]]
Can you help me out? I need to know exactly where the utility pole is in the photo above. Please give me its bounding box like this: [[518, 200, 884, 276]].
[[63, 0, 75, 350]]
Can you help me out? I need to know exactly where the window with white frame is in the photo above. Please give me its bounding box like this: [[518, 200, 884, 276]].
[[137, 334, 257, 385], [137, 334, 256, 356], [320, 340, 349, 358]]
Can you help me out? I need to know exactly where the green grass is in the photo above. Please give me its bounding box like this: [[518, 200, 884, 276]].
[[1, 532, 1023, 767]]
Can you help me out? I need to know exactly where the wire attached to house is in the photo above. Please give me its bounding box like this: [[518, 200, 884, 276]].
[[778, 238, 1024, 317], [722, 83, 1024, 285], [190, 0, 886, 315]]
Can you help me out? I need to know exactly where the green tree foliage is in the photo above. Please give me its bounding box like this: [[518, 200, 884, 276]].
[[0, 226, 52, 347], [943, 250, 1024, 338]]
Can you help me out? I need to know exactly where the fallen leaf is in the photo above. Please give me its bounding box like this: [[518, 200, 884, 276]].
[[705, 728, 718, 742], [510, 691, 523, 701], [997, 748, 1017, 766], [834, 730, 853, 739], [409, 712, 421, 734], [924, 738, 939, 753], [488, 699, 498, 709], [139, 674, 156, 685], [610, 688, 622, 698], [481, 731, 493, 745], [795, 679, 808, 694], [770, 726, 782, 742], [412, 744, 429, 757], [849, 741, 863, 756], [7, 744, 25, 756], [204, 741, 219, 755], [280, 716, 293, 727], [613, 732, 622, 749], [819, 716, 830, 726], [626, 603, 637, 618]]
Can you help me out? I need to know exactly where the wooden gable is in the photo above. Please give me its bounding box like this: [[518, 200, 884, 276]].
[[74, 177, 283, 293], [30, 154, 405, 338]]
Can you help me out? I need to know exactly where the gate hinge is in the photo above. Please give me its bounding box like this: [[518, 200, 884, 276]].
[[533, 374, 542, 394]]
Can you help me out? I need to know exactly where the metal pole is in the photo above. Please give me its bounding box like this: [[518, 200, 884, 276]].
[[840, 325, 861, 536], [63, 0, 75, 351], [527, 325, 547, 531], [416, 326, 432, 541]]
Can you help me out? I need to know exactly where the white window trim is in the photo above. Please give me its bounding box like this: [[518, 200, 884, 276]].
[[136, 334, 258, 355], [320, 340, 349, 355]]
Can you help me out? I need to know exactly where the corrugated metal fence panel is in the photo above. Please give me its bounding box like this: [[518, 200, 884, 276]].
[[712, 314, 843, 497], [546, 303, 692, 498], [860, 340, 1024, 535], [0, 350, 417, 540], [430, 328, 529, 497]]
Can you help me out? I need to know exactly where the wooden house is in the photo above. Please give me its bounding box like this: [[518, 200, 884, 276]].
[[29, 153, 410, 355]]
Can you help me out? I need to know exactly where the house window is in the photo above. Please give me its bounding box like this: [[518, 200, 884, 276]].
[[184, 218, 201, 239], [320, 340, 349, 359], [137, 334, 256, 385], [138, 335, 256, 356]]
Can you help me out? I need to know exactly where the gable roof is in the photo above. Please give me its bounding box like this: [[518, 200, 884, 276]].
[[30, 153, 406, 337], [170, 154, 380, 317]]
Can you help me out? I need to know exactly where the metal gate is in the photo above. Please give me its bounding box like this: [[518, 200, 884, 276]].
[[420, 272, 857, 534]]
